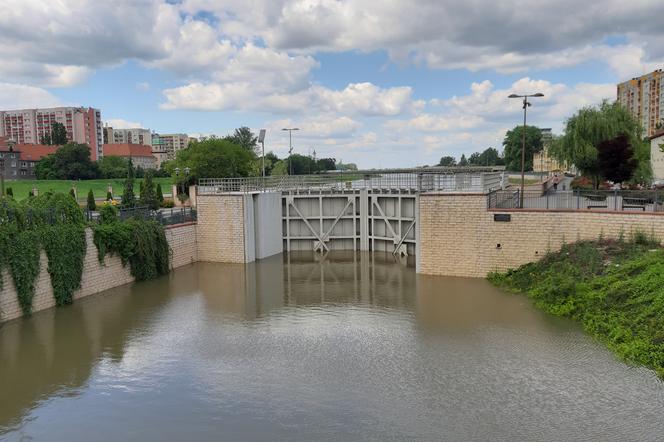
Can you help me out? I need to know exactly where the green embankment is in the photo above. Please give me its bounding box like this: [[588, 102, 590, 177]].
[[488, 236, 664, 378], [3, 179, 172, 201]]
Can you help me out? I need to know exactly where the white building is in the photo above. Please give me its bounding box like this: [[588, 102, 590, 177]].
[[650, 130, 664, 182], [104, 126, 152, 146], [152, 133, 189, 160]]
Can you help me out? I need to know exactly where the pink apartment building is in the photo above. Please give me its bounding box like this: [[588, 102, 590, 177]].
[[0, 107, 103, 160]]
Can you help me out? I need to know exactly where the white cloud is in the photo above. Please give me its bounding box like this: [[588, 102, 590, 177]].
[[0, 83, 62, 109], [105, 119, 144, 129]]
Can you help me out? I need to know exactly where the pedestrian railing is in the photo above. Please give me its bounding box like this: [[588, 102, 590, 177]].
[[488, 189, 664, 213], [86, 206, 197, 225]]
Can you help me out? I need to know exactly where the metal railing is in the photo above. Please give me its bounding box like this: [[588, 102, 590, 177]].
[[488, 189, 664, 213], [199, 171, 505, 194], [86, 206, 197, 225]]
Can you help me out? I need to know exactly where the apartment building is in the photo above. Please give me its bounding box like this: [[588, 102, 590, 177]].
[[617, 69, 664, 137], [533, 128, 564, 173], [152, 133, 189, 161], [103, 126, 152, 146], [0, 106, 103, 160], [103, 143, 157, 170]]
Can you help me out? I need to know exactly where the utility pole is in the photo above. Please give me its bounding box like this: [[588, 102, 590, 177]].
[[508, 93, 544, 208], [282, 127, 299, 175]]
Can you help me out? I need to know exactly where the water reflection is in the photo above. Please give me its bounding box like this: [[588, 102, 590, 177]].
[[0, 253, 663, 441]]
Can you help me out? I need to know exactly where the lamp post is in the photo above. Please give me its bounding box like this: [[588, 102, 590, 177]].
[[258, 129, 267, 178], [508, 92, 544, 208], [282, 127, 299, 175]]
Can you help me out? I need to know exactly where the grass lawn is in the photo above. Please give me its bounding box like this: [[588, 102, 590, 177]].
[[3, 178, 173, 201], [507, 177, 542, 185]]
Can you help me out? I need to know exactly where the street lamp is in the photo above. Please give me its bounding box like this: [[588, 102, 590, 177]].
[[282, 127, 299, 175], [258, 129, 266, 178], [508, 92, 544, 208]]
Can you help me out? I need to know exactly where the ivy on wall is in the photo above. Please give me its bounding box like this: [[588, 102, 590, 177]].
[[1, 193, 171, 318], [92, 206, 171, 281]]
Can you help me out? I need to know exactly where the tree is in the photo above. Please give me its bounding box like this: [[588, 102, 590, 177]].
[[35, 143, 99, 180], [271, 160, 289, 175], [87, 189, 97, 211], [98, 156, 129, 179], [140, 171, 159, 210], [458, 154, 468, 166], [106, 190, 113, 201], [40, 132, 52, 145], [171, 138, 256, 183], [553, 101, 646, 187], [263, 152, 280, 175], [156, 183, 164, 204], [51, 122, 68, 145], [477, 147, 502, 166], [122, 159, 136, 207], [438, 156, 456, 166], [468, 152, 481, 165], [597, 134, 637, 185], [225, 127, 258, 153], [317, 158, 337, 172], [5, 187, 12, 197], [69, 188, 77, 200], [503, 125, 543, 171]]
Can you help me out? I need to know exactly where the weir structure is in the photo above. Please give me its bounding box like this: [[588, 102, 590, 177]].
[[197, 168, 505, 266]]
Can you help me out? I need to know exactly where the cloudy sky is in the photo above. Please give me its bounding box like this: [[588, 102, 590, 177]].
[[1, 0, 663, 168]]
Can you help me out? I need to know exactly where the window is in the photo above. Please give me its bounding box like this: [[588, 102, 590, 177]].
[[11, 161, 16, 167]]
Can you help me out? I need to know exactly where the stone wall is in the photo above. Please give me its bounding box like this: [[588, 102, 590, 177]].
[[418, 193, 664, 278], [0, 223, 197, 323], [196, 194, 247, 263]]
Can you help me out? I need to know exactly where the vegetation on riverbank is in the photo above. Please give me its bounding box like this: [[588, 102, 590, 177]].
[[488, 235, 664, 378]]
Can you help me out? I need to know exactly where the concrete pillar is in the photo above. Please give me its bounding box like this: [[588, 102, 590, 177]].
[[188, 185, 197, 207], [359, 189, 369, 251]]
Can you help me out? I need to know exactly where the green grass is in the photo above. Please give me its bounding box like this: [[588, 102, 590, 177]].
[[488, 236, 664, 378], [507, 177, 541, 185], [2, 178, 173, 201]]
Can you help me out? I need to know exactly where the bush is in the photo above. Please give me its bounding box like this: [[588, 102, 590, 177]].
[[98, 204, 119, 225], [106, 190, 113, 201], [87, 189, 96, 211], [162, 199, 175, 208], [5, 187, 13, 197]]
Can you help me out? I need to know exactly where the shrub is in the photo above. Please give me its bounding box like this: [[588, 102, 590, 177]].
[[87, 189, 97, 211], [162, 199, 175, 208], [5, 187, 13, 197]]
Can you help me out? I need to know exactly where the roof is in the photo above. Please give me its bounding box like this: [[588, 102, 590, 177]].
[[0, 143, 58, 161], [103, 143, 155, 158]]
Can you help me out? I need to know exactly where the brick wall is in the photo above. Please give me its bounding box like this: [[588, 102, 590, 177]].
[[419, 193, 664, 278], [196, 194, 247, 263], [0, 223, 197, 323]]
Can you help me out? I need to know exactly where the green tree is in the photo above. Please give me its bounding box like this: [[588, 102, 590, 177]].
[[225, 127, 258, 153], [98, 156, 129, 179], [35, 143, 99, 180], [438, 156, 456, 166], [263, 152, 280, 175], [87, 189, 97, 211], [156, 183, 164, 206], [553, 101, 646, 187], [597, 134, 637, 185], [140, 171, 159, 210], [106, 190, 113, 201], [171, 138, 256, 183], [458, 154, 468, 166], [503, 125, 543, 171], [40, 132, 52, 145], [69, 188, 77, 200], [477, 147, 502, 166], [122, 159, 136, 207], [5, 187, 13, 197], [271, 160, 288, 175], [51, 122, 68, 145], [468, 152, 482, 165]]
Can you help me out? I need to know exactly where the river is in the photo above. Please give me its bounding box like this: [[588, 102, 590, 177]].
[[1, 253, 662, 441]]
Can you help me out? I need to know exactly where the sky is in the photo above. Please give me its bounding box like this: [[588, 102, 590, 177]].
[[1, 1, 663, 169]]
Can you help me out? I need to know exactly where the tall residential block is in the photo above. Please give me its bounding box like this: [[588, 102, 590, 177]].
[[103, 126, 152, 146], [152, 133, 189, 160], [0, 107, 103, 160], [617, 69, 664, 137]]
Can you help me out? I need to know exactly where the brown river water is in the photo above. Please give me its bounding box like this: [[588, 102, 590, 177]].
[[1, 252, 663, 441]]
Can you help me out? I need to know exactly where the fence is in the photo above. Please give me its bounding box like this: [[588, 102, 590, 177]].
[[199, 171, 505, 194], [488, 189, 664, 213], [86, 206, 197, 225]]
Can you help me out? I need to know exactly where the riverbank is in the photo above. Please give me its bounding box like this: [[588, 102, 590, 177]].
[[488, 236, 664, 378]]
